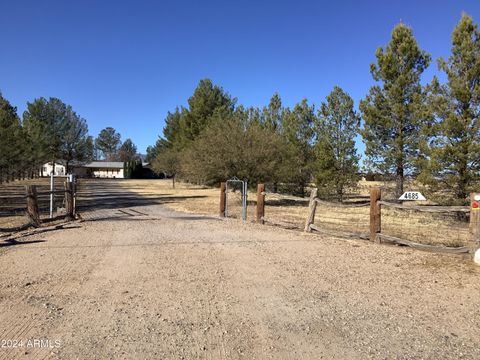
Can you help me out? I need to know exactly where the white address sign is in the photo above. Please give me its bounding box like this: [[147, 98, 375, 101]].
[[398, 191, 426, 201]]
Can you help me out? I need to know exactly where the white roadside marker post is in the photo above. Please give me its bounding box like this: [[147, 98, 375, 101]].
[[470, 193, 480, 265], [50, 171, 54, 219]]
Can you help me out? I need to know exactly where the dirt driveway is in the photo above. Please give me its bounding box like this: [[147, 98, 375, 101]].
[[0, 182, 479, 359]]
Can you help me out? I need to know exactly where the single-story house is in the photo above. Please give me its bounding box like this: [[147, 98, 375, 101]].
[[40, 161, 124, 178], [40, 161, 153, 179], [74, 161, 125, 179]]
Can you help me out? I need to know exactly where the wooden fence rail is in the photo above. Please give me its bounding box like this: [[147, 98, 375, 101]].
[[303, 186, 479, 256], [377, 201, 469, 213], [316, 198, 369, 207], [216, 183, 479, 258]]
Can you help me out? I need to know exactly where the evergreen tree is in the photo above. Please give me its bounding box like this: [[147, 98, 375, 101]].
[[360, 23, 431, 198], [161, 108, 189, 150], [118, 138, 138, 162], [60, 109, 92, 172], [146, 139, 162, 164], [148, 109, 186, 167], [424, 14, 480, 203], [315, 86, 361, 201], [0, 93, 23, 182], [280, 98, 315, 195], [263, 93, 283, 131], [246, 106, 263, 126], [183, 79, 235, 142], [151, 80, 235, 181], [23, 97, 90, 173], [23, 97, 67, 169], [124, 160, 143, 179], [95, 127, 121, 161]]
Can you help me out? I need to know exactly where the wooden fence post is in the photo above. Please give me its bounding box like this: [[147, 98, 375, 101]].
[[219, 182, 226, 217], [304, 188, 318, 232], [26, 185, 41, 227], [65, 181, 74, 220], [370, 187, 381, 243], [256, 184, 265, 224]]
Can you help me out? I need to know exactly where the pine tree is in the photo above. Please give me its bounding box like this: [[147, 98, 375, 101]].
[[183, 79, 235, 141], [95, 127, 121, 161], [360, 23, 431, 198], [60, 108, 91, 172], [23, 97, 65, 170], [162, 108, 188, 150], [280, 98, 315, 195], [424, 14, 480, 203], [0, 93, 23, 182], [23, 97, 91, 173], [263, 93, 283, 131], [315, 86, 360, 201], [118, 138, 138, 162]]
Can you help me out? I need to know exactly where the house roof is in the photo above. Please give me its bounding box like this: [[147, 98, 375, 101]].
[[81, 161, 124, 169]]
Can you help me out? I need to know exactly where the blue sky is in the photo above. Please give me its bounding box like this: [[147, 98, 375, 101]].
[[1, 0, 479, 154]]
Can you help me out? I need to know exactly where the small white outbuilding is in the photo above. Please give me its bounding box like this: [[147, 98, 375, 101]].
[[40, 162, 66, 177]]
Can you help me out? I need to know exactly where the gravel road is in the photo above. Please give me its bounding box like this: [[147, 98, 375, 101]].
[[0, 198, 479, 359]]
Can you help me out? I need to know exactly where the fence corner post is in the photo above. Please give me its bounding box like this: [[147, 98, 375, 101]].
[[26, 185, 41, 228], [256, 183, 265, 224], [304, 188, 318, 232], [219, 182, 226, 217], [65, 181, 74, 220], [469, 193, 480, 261], [370, 187, 381, 243]]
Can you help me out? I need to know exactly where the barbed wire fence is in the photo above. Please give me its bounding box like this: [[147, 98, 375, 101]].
[[260, 183, 310, 229], [377, 201, 471, 250], [231, 183, 479, 255], [304, 187, 475, 253], [218, 181, 479, 257], [309, 199, 371, 239]]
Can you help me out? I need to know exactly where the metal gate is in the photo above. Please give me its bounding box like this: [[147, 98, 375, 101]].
[[49, 172, 76, 218], [225, 177, 247, 223]]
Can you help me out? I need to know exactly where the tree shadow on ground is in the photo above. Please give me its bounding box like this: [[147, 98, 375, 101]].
[[0, 239, 46, 248], [77, 194, 208, 212], [1, 180, 208, 217], [169, 216, 220, 221]]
